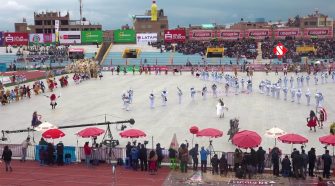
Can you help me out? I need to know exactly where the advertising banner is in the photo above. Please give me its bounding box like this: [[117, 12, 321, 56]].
[[113, 29, 136, 43], [136, 33, 157, 45], [246, 29, 270, 39], [0, 32, 3, 46], [29, 33, 55, 45], [217, 30, 242, 40], [81, 30, 103, 43], [4, 32, 29, 46], [59, 31, 81, 44], [303, 27, 333, 38], [164, 29, 186, 43], [274, 28, 301, 39], [296, 46, 316, 53], [189, 30, 215, 41]]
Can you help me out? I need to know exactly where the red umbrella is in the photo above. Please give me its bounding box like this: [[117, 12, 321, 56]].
[[77, 127, 105, 138], [232, 130, 262, 149], [196, 128, 223, 138], [189, 126, 199, 134], [189, 126, 199, 147], [319, 134, 335, 146], [120, 129, 146, 138], [42, 129, 65, 139], [278, 133, 308, 144]]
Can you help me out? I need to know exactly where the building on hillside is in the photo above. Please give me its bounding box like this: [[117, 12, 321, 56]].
[[14, 11, 102, 33]]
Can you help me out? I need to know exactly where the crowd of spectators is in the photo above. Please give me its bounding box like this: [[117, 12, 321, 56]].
[[261, 38, 335, 63], [151, 39, 258, 59], [13, 46, 69, 64]]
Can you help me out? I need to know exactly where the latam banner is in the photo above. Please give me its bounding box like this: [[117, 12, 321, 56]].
[[59, 31, 81, 44], [217, 30, 242, 40], [274, 28, 301, 39], [246, 29, 270, 39], [4, 32, 29, 46], [29, 33, 56, 45], [0, 32, 3, 46], [189, 30, 215, 41], [136, 33, 157, 45], [303, 27, 333, 39], [164, 30, 186, 43]]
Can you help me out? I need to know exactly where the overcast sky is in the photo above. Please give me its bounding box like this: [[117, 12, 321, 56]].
[[0, 0, 334, 31]]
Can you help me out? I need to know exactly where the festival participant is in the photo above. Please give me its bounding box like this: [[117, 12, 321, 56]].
[[319, 108, 327, 129], [149, 92, 155, 109], [283, 76, 288, 88], [161, 89, 168, 106], [296, 89, 302, 104], [225, 83, 229, 96], [306, 75, 310, 87], [314, 75, 318, 85], [240, 78, 245, 91], [300, 75, 304, 87], [122, 91, 130, 111], [216, 99, 228, 118], [247, 79, 252, 94], [26, 86, 31, 98], [321, 73, 325, 84], [305, 89, 311, 106], [190, 87, 196, 101], [283, 65, 288, 76], [282, 86, 288, 101], [275, 83, 281, 99], [289, 76, 294, 89], [290, 87, 296, 102], [202, 85, 208, 99], [46, 93, 60, 109], [211, 84, 217, 97], [234, 80, 239, 95], [315, 91, 324, 109], [31, 111, 42, 127], [128, 88, 134, 104], [307, 110, 319, 132], [177, 87, 183, 104]]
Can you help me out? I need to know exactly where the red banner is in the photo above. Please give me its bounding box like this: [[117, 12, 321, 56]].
[[217, 30, 242, 40], [274, 28, 301, 39], [303, 27, 333, 38], [189, 30, 214, 41], [4, 32, 29, 46], [246, 29, 270, 39], [164, 30, 186, 43]]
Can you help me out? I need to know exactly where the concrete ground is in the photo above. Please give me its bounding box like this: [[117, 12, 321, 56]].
[[1, 71, 335, 155]]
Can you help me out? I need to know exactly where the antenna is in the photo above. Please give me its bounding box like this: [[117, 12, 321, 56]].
[[79, 0, 83, 25]]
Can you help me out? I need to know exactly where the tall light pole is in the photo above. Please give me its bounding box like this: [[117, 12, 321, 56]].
[[79, 0, 83, 25]]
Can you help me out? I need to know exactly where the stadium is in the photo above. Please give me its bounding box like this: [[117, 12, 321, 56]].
[[0, 0, 335, 185]]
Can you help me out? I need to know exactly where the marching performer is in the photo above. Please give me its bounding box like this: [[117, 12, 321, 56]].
[[266, 82, 271, 96], [234, 79, 239, 95], [149, 92, 155, 109], [319, 107, 327, 129], [315, 91, 324, 109], [211, 84, 217, 98], [240, 78, 245, 91], [314, 75, 318, 85], [283, 86, 288, 101], [290, 87, 296, 102], [190, 87, 196, 101], [45, 93, 60, 109], [307, 110, 319, 132], [296, 76, 301, 88], [247, 79, 252, 94], [321, 73, 325, 84], [296, 89, 302, 104], [306, 75, 310, 86], [122, 91, 130, 111], [275, 83, 281, 99], [161, 89, 168, 106], [283, 76, 288, 88], [177, 87, 183, 104], [325, 73, 329, 83], [271, 84, 276, 98], [216, 99, 228, 118], [305, 89, 311, 106], [224, 83, 229, 96], [300, 75, 304, 87], [259, 80, 265, 94], [202, 85, 208, 99], [289, 76, 294, 89], [128, 88, 134, 104]]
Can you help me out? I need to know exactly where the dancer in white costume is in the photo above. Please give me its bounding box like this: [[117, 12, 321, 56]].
[[216, 99, 228, 118], [296, 89, 302, 104], [305, 89, 311, 106], [283, 86, 288, 101], [306, 75, 310, 86], [161, 89, 168, 106], [177, 87, 183, 104], [190, 87, 196, 101], [290, 87, 296, 102], [315, 91, 324, 109], [149, 92, 155, 109], [122, 91, 130, 111], [225, 83, 229, 96], [211, 84, 217, 98]]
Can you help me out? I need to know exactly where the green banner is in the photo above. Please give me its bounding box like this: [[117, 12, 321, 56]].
[[81, 31, 103, 43], [113, 30, 136, 43]]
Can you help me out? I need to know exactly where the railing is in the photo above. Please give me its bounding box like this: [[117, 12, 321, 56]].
[[1, 143, 332, 172]]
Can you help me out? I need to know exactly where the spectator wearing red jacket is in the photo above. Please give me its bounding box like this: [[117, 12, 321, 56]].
[[84, 142, 92, 167]]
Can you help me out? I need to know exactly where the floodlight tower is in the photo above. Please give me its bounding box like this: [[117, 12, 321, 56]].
[[79, 0, 83, 25]]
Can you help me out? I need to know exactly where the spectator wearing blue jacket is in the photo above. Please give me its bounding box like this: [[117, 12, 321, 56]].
[[200, 146, 209, 173], [131, 146, 139, 171]]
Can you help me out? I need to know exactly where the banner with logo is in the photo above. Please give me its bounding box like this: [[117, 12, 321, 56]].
[[0, 32, 3, 46], [246, 29, 270, 39], [29, 33, 55, 45], [274, 28, 301, 39], [113, 29, 136, 43], [164, 30, 186, 43], [4, 32, 29, 46], [59, 31, 81, 44], [217, 30, 242, 40], [296, 46, 316, 53], [136, 33, 157, 45], [81, 30, 103, 43], [303, 27, 333, 38], [189, 30, 215, 41]]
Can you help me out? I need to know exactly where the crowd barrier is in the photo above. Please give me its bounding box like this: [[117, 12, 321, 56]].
[[1, 143, 334, 172]]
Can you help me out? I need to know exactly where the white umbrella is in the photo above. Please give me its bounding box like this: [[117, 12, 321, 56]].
[[34, 121, 58, 132], [315, 61, 321, 64], [265, 127, 286, 146]]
